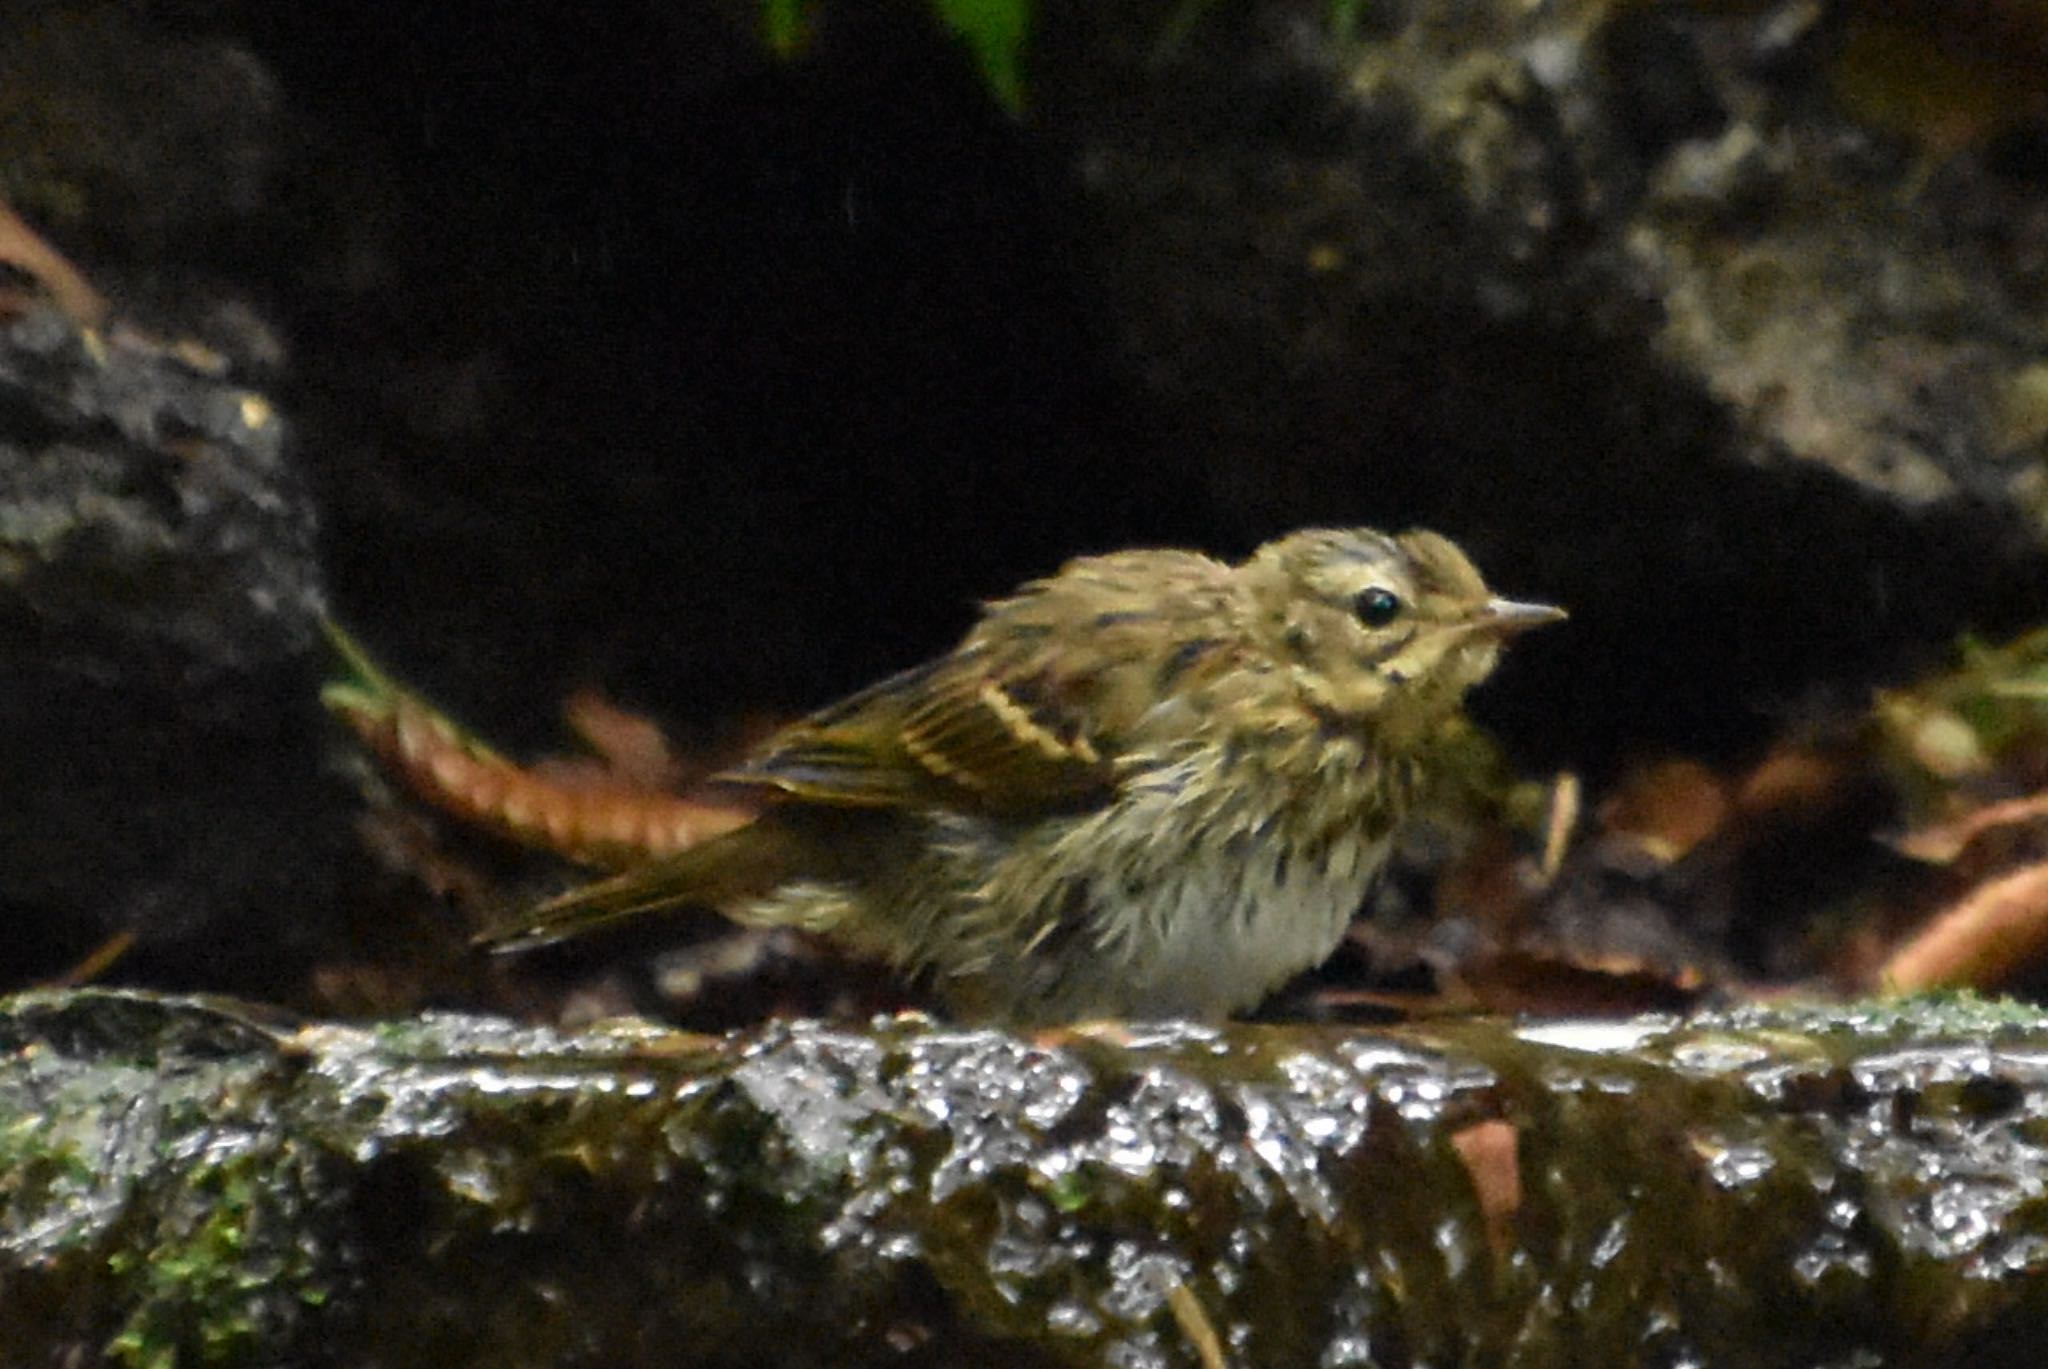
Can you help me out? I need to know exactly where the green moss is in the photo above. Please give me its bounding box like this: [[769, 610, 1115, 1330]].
[[1692, 990, 2048, 1043], [104, 1147, 332, 1367]]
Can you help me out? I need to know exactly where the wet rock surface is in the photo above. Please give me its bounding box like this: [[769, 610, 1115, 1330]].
[[7, 989, 2048, 1366]]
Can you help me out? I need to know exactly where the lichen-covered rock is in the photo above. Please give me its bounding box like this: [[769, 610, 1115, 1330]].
[[0, 304, 348, 984], [7, 989, 2048, 1366], [0, 4, 281, 262], [1037, 0, 2048, 760]]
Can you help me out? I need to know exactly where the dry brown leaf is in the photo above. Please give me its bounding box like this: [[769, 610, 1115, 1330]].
[[1538, 771, 1580, 885], [1166, 1283, 1228, 1369], [1881, 860, 2048, 991], [44, 928, 137, 988], [1444, 949, 1708, 1017], [1597, 759, 1731, 864], [1734, 744, 1846, 816], [325, 627, 758, 870], [1449, 1119, 1521, 1260], [374, 693, 755, 866], [1432, 827, 1536, 935], [1894, 791, 2048, 865], [0, 199, 108, 327], [562, 687, 688, 790]]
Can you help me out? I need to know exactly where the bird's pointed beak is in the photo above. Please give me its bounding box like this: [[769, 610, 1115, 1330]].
[[1477, 597, 1568, 635]]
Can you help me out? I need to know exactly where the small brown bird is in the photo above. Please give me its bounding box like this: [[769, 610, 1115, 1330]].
[[478, 529, 1563, 1024]]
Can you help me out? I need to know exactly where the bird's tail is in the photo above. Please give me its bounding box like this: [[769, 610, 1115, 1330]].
[[474, 818, 800, 953]]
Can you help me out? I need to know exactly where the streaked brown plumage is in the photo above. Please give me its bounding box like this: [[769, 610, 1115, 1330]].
[[477, 528, 1563, 1024]]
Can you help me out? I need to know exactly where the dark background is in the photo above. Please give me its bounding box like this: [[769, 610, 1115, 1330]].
[[5, 0, 2048, 999]]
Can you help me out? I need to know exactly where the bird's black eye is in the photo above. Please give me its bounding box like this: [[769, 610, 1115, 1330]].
[[1354, 587, 1403, 628]]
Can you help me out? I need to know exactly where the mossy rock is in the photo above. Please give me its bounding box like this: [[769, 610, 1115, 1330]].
[[5, 989, 2048, 1365]]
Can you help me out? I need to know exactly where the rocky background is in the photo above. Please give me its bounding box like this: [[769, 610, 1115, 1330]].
[[5, 0, 2048, 1015]]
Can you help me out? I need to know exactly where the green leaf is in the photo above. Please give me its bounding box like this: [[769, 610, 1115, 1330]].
[[931, 0, 1031, 114], [762, 0, 815, 58], [756, 0, 1030, 111]]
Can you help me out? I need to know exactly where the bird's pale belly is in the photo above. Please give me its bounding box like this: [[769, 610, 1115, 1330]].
[[820, 739, 1408, 1023], [1058, 831, 1386, 1021]]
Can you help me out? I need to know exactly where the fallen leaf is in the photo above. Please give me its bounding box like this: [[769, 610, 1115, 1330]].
[[1881, 860, 2048, 991], [0, 199, 108, 327], [1450, 1119, 1522, 1260], [1894, 791, 2048, 865], [1598, 759, 1731, 864]]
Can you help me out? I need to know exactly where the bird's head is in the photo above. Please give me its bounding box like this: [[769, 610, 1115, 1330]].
[[1239, 527, 1564, 747]]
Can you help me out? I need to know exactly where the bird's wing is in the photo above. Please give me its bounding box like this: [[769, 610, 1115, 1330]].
[[722, 549, 1239, 817], [720, 650, 1119, 814]]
